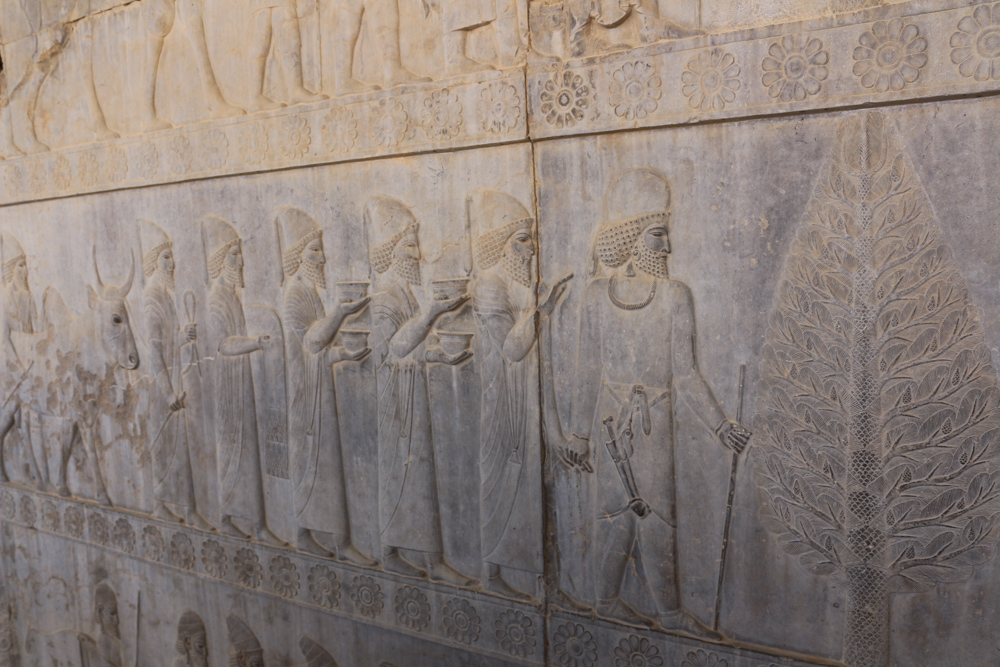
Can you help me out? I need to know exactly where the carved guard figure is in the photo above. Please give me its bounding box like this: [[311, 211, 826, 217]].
[[78, 583, 122, 667], [173, 610, 209, 667], [225, 615, 264, 667]]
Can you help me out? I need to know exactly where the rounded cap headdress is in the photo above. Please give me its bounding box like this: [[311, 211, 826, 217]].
[[94, 583, 117, 615], [365, 196, 419, 274], [275, 207, 322, 279], [0, 232, 25, 285], [176, 610, 206, 655], [138, 218, 172, 279], [202, 216, 241, 280], [595, 168, 671, 269], [468, 189, 533, 271], [226, 615, 262, 666]]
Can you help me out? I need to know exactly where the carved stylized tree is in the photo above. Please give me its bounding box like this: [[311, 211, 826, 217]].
[[753, 111, 1000, 667]]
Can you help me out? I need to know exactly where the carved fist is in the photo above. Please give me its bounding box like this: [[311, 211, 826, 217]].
[[629, 497, 650, 518], [430, 294, 470, 318], [336, 346, 370, 363], [257, 335, 274, 351], [339, 296, 370, 315], [717, 420, 751, 454], [169, 392, 186, 412], [560, 436, 593, 473], [184, 323, 197, 342], [425, 346, 471, 366]]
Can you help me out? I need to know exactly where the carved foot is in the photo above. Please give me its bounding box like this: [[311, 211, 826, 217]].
[[427, 559, 477, 587], [206, 100, 245, 119], [444, 57, 495, 78], [220, 516, 252, 539], [335, 79, 379, 96], [137, 115, 172, 133], [286, 88, 327, 105], [658, 610, 722, 641], [298, 529, 335, 557], [56, 484, 71, 498], [13, 135, 50, 155], [96, 491, 113, 507], [92, 127, 120, 142], [153, 502, 184, 524], [186, 510, 217, 532], [548, 587, 594, 615], [0, 467, 8, 484], [385, 69, 432, 89], [256, 525, 288, 547], [597, 597, 656, 628], [382, 549, 426, 578], [484, 570, 533, 601], [336, 541, 378, 567], [247, 95, 284, 112]]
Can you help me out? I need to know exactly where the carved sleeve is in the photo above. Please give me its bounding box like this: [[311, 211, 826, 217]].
[[570, 279, 604, 439]]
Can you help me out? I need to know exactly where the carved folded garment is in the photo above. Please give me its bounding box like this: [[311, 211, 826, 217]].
[[144, 284, 196, 510], [283, 278, 350, 535], [372, 280, 442, 553], [208, 284, 266, 523], [474, 273, 543, 574]]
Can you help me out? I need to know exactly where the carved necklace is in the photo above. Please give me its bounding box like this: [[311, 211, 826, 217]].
[[608, 277, 656, 311]]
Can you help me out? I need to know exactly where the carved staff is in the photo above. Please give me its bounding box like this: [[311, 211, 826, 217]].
[[713, 362, 746, 632]]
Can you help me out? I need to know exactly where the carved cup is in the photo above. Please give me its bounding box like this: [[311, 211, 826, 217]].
[[336, 280, 370, 304], [341, 329, 370, 353], [435, 330, 474, 356], [430, 278, 471, 301]]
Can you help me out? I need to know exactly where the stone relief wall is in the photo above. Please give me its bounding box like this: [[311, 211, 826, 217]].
[[0, 1, 998, 666]]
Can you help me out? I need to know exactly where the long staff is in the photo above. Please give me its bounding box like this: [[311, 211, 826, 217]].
[[713, 362, 746, 632]]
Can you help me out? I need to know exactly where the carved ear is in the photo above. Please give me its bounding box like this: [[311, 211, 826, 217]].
[[88, 285, 99, 310]]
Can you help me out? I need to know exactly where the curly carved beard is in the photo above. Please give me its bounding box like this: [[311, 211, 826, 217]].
[[502, 248, 533, 288], [154, 267, 175, 292], [633, 242, 669, 278], [392, 256, 421, 285], [301, 259, 327, 290], [223, 262, 244, 289]]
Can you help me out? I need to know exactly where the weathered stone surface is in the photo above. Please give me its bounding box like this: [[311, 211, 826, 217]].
[[0, 1, 997, 666]]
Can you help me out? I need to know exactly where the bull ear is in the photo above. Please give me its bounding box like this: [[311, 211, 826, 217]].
[[87, 285, 99, 310]]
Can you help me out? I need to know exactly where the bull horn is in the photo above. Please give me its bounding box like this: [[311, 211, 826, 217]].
[[93, 246, 105, 290], [119, 252, 135, 297]]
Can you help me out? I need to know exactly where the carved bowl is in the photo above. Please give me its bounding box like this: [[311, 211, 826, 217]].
[[436, 330, 474, 356], [430, 277, 470, 301], [341, 329, 370, 353], [336, 280, 370, 303]]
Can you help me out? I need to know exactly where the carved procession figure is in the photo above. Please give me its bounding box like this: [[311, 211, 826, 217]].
[[138, 219, 214, 530], [563, 168, 749, 636], [276, 206, 374, 563], [367, 195, 475, 585], [78, 583, 122, 667], [469, 190, 567, 599], [203, 215, 285, 545], [173, 611, 209, 667], [441, 0, 526, 74], [247, 0, 325, 110], [226, 615, 264, 667]]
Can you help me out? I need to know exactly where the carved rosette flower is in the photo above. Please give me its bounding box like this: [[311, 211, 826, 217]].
[[169, 136, 193, 174], [394, 586, 430, 631], [29, 162, 46, 193], [681, 649, 728, 667], [234, 548, 262, 588], [0, 492, 14, 520], [169, 532, 196, 570], [19, 496, 35, 526], [609, 61, 661, 121], [89, 513, 110, 545], [494, 610, 536, 658], [614, 635, 663, 667], [681, 48, 741, 112], [201, 539, 227, 578], [112, 518, 135, 553], [421, 89, 463, 141], [761, 34, 829, 102], [951, 3, 1000, 81], [52, 155, 72, 189], [202, 129, 229, 169], [539, 70, 591, 129], [321, 107, 358, 154], [370, 99, 410, 149], [5, 164, 22, 197], [350, 575, 384, 619], [136, 141, 158, 179], [239, 122, 269, 165], [308, 564, 340, 608], [442, 598, 480, 645], [40, 500, 60, 532], [852, 19, 928, 92], [142, 525, 165, 561], [279, 115, 312, 159], [79, 152, 100, 186], [477, 81, 521, 134], [65, 506, 84, 538], [269, 555, 300, 598], [553, 623, 597, 667], [106, 145, 128, 183]]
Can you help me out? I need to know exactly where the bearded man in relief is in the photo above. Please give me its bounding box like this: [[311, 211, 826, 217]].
[[563, 168, 749, 637]]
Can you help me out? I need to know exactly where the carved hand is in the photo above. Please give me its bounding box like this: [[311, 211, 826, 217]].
[[425, 346, 471, 365], [335, 346, 370, 363], [339, 296, 371, 315], [628, 497, 650, 518], [169, 392, 186, 412], [429, 294, 470, 318], [257, 334, 273, 351], [184, 323, 197, 342], [538, 272, 574, 318], [560, 436, 594, 473], [717, 420, 751, 454]]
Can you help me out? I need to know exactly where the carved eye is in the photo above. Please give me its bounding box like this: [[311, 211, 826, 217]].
[[112, 315, 123, 325]]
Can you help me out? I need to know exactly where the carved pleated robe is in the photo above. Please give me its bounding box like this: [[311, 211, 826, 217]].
[[208, 284, 266, 525], [372, 279, 442, 553], [144, 283, 197, 510], [473, 272, 543, 574], [283, 277, 350, 536]]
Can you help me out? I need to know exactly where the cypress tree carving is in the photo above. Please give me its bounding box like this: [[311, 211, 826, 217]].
[[753, 111, 1000, 667]]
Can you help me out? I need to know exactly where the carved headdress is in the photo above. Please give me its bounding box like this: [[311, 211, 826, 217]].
[[299, 636, 338, 667], [594, 168, 670, 270], [276, 207, 322, 279], [226, 615, 263, 666], [138, 218, 172, 279], [469, 189, 534, 271], [365, 196, 419, 274], [176, 610, 206, 655], [0, 232, 25, 285], [202, 215, 241, 280]]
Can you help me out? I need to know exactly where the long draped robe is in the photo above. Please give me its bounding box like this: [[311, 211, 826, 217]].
[[144, 282, 196, 510], [372, 279, 442, 553], [208, 284, 266, 524], [283, 277, 350, 536], [473, 271, 543, 574]]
